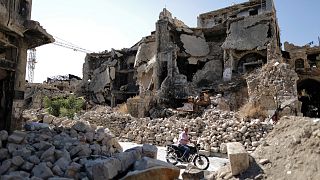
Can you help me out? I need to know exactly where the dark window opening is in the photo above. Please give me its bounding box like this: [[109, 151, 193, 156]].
[[298, 79, 320, 118], [307, 54, 319, 68], [177, 57, 206, 82], [249, 9, 259, 16], [19, 0, 29, 18], [237, 53, 267, 74], [159, 61, 168, 85], [295, 59, 304, 71], [267, 24, 272, 38]]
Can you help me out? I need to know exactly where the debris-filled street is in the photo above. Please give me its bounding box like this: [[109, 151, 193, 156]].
[[1, 0, 320, 179]]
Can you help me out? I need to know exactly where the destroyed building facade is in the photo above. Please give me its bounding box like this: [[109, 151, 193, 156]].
[[81, 48, 139, 107], [283, 42, 320, 117], [0, 0, 53, 130], [82, 0, 281, 116]]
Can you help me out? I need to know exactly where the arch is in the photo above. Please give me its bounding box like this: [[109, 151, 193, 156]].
[[297, 79, 320, 117], [237, 53, 267, 73]]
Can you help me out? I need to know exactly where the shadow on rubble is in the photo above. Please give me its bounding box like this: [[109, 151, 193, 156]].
[[237, 157, 264, 180]]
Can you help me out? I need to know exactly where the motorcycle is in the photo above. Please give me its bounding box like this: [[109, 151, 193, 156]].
[[166, 143, 210, 170]]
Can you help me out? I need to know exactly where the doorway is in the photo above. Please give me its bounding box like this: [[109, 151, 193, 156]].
[[298, 79, 320, 118]]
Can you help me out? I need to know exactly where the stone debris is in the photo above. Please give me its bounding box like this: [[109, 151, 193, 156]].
[[181, 165, 205, 180], [120, 108, 273, 154], [120, 166, 180, 180], [0, 119, 123, 179]]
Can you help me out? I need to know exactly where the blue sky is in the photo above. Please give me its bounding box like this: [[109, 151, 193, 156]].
[[30, 0, 320, 83]]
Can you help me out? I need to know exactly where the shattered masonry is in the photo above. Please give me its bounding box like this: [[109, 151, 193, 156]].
[[82, 0, 282, 116], [0, 0, 54, 131], [78, 0, 320, 119]]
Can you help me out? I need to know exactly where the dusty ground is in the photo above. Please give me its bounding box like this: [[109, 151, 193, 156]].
[[120, 142, 229, 178], [252, 116, 320, 180]]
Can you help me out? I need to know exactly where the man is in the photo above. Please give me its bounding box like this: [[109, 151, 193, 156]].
[[178, 127, 190, 161]]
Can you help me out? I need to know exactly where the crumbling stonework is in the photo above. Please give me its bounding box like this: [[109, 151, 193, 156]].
[[81, 48, 139, 107], [0, 0, 53, 131], [283, 42, 320, 117], [82, 0, 281, 117], [120, 108, 273, 154], [246, 60, 299, 117], [24, 74, 82, 109]]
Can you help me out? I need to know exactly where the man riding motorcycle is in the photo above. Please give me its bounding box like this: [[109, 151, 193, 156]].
[[178, 127, 191, 161]]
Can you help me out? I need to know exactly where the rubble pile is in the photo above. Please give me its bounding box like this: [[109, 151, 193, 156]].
[[0, 117, 122, 179], [214, 116, 320, 180], [79, 106, 136, 137], [120, 108, 274, 154], [247, 60, 300, 117], [252, 116, 320, 180]]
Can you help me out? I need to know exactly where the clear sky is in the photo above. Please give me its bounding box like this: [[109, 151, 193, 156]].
[[30, 0, 320, 83]]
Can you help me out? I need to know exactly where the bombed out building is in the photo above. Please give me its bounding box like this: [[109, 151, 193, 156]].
[[0, 0, 53, 130], [283, 42, 320, 117], [82, 0, 280, 114], [82, 0, 320, 118]]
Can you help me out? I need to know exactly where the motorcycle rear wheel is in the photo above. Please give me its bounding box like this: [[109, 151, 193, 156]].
[[193, 154, 210, 170], [166, 150, 178, 165]]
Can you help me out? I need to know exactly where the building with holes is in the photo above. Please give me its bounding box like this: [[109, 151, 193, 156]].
[[0, 0, 53, 131]]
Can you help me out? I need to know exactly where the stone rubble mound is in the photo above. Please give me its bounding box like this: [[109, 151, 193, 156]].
[[0, 116, 123, 179], [22, 106, 273, 155], [251, 116, 320, 180], [213, 116, 320, 180], [120, 108, 274, 154], [79, 106, 136, 137]]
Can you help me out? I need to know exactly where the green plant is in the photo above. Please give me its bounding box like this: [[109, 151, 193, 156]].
[[44, 95, 84, 119]]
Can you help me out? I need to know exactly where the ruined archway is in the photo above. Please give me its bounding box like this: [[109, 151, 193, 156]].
[[298, 79, 320, 117], [237, 53, 267, 74]]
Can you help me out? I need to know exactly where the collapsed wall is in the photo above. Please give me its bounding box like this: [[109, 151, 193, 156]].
[[246, 60, 300, 117], [80, 48, 139, 107]]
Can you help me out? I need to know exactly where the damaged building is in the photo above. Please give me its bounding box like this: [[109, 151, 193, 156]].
[[0, 0, 53, 130], [24, 74, 82, 109], [82, 0, 281, 117], [283, 42, 320, 117], [81, 48, 139, 107]]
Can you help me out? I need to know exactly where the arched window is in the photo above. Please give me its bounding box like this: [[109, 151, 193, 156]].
[[237, 53, 267, 74]]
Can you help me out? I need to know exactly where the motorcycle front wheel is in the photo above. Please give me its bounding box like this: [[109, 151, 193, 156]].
[[193, 154, 210, 170], [166, 150, 178, 165]]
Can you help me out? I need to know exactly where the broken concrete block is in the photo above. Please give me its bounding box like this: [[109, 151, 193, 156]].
[[180, 34, 209, 57], [92, 158, 122, 180], [182, 168, 204, 180], [227, 142, 249, 176], [142, 144, 158, 159], [121, 166, 180, 180], [8, 131, 27, 144], [133, 157, 176, 171]]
